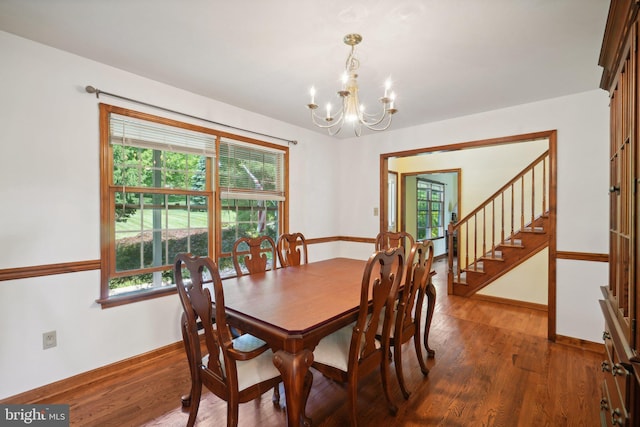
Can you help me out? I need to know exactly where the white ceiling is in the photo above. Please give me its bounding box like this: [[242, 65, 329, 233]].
[[0, 0, 610, 138]]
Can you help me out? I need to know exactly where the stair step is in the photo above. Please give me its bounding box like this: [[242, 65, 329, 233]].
[[480, 254, 504, 261], [521, 226, 545, 234], [453, 271, 467, 284], [500, 239, 524, 248], [463, 263, 484, 274]]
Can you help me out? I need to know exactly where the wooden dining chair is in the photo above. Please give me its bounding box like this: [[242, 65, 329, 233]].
[[232, 235, 277, 276], [388, 240, 435, 399], [308, 247, 405, 427], [174, 253, 282, 427], [375, 230, 415, 252], [276, 232, 308, 267]]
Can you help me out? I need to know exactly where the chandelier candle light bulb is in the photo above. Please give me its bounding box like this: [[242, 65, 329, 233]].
[[306, 33, 398, 136]]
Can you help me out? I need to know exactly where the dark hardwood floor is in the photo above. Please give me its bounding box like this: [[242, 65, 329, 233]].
[[58, 258, 602, 426]]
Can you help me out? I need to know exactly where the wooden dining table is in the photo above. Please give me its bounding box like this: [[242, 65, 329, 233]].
[[221, 257, 436, 427]]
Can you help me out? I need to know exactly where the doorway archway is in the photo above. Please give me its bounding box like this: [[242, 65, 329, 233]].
[[379, 130, 557, 340]]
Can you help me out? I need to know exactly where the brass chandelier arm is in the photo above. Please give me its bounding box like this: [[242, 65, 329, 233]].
[[309, 109, 345, 129]]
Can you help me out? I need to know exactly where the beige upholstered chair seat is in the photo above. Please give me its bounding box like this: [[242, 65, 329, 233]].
[[200, 333, 280, 392], [313, 319, 380, 372]]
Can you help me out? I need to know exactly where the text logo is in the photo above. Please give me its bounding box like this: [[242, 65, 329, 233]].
[[0, 405, 69, 426]]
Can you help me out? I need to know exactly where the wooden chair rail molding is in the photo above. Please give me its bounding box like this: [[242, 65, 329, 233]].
[[555, 251, 608, 262], [0, 240, 603, 283], [0, 259, 101, 282]]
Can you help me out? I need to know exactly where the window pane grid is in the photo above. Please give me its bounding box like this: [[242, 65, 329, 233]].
[[113, 191, 209, 274], [219, 198, 279, 278], [114, 147, 206, 191], [416, 179, 445, 241]]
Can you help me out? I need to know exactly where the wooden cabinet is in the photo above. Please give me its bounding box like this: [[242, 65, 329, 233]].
[[601, 295, 633, 426], [599, 1, 640, 426]]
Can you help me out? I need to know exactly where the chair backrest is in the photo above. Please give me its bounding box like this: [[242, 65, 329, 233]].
[[375, 231, 415, 252], [350, 247, 404, 368], [232, 235, 277, 276], [174, 253, 234, 396], [396, 240, 435, 338], [276, 232, 308, 267]]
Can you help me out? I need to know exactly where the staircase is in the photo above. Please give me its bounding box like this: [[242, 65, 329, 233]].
[[448, 150, 550, 297]]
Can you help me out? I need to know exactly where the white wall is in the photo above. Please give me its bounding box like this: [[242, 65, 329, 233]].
[[0, 30, 610, 399], [0, 31, 338, 399], [477, 248, 549, 304], [336, 89, 610, 345]]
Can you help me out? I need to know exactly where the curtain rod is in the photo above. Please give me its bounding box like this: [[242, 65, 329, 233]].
[[84, 85, 297, 145]]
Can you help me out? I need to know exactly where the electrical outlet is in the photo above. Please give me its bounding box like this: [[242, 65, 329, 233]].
[[43, 331, 57, 350]]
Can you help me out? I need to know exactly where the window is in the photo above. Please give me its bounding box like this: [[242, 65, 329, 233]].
[[217, 138, 286, 277], [416, 179, 444, 240], [99, 105, 287, 306]]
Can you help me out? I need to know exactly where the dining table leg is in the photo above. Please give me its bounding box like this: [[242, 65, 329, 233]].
[[273, 348, 314, 427]]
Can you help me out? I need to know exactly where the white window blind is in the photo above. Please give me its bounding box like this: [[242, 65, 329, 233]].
[[219, 138, 285, 201], [109, 113, 216, 156]]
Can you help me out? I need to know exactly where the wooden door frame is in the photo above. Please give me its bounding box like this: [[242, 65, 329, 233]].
[[379, 130, 557, 341]]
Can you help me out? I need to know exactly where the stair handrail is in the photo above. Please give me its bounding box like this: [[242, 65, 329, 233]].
[[447, 149, 549, 294]]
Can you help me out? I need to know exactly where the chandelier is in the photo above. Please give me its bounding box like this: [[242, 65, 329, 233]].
[[306, 33, 398, 137]]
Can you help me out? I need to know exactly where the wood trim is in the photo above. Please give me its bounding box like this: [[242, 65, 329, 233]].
[[336, 236, 376, 244], [380, 153, 388, 232], [305, 236, 340, 244], [283, 147, 290, 240], [555, 334, 605, 355], [382, 130, 554, 159], [96, 286, 177, 309], [470, 293, 548, 312], [306, 236, 376, 245], [598, 0, 638, 91], [556, 251, 609, 262], [0, 242, 606, 283], [0, 340, 186, 404], [547, 130, 557, 342], [99, 104, 112, 301], [0, 260, 100, 282]]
